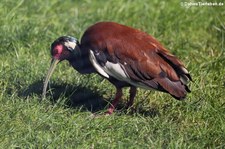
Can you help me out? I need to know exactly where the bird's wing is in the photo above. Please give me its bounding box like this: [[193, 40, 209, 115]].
[[104, 32, 191, 99], [81, 22, 191, 99]]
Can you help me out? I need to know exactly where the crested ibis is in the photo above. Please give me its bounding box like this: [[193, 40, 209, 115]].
[[43, 22, 192, 114]]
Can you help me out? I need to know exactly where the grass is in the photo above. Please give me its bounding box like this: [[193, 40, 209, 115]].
[[0, 0, 224, 148]]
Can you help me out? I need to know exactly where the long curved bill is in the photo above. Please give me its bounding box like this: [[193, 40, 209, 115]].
[[42, 58, 60, 99]]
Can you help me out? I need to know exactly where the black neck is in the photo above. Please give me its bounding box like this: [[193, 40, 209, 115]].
[[69, 47, 95, 74]]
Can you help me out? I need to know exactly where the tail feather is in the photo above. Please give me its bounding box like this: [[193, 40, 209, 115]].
[[158, 52, 192, 83], [156, 77, 189, 100], [156, 51, 192, 99]]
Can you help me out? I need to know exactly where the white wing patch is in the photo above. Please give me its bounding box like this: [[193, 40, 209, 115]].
[[89, 50, 153, 90], [104, 61, 129, 81], [89, 50, 109, 78], [104, 61, 152, 89]]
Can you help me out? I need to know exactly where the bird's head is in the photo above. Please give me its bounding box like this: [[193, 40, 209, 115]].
[[42, 36, 80, 99], [51, 36, 80, 61]]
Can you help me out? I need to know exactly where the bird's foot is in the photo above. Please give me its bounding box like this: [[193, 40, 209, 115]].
[[90, 108, 114, 118], [105, 108, 114, 115]]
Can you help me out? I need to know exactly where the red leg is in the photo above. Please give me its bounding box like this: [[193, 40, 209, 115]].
[[106, 88, 123, 114], [126, 86, 137, 108]]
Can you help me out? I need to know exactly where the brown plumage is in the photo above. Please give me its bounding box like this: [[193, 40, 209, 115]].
[[43, 22, 192, 114]]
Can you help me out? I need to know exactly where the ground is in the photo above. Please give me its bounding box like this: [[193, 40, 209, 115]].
[[0, 0, 224, 148]]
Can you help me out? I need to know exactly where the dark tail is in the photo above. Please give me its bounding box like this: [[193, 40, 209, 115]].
[[156, 77, 191, 100]]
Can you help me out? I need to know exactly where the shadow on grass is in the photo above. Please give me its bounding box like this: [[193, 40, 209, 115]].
[[19, 80, 108, 112], [18, 80, 160, 117]]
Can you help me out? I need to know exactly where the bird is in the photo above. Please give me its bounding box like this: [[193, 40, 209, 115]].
[[42, 22, 192, 114]]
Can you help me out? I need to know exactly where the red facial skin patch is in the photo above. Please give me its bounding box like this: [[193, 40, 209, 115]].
[[52, 44, 63, 59]]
